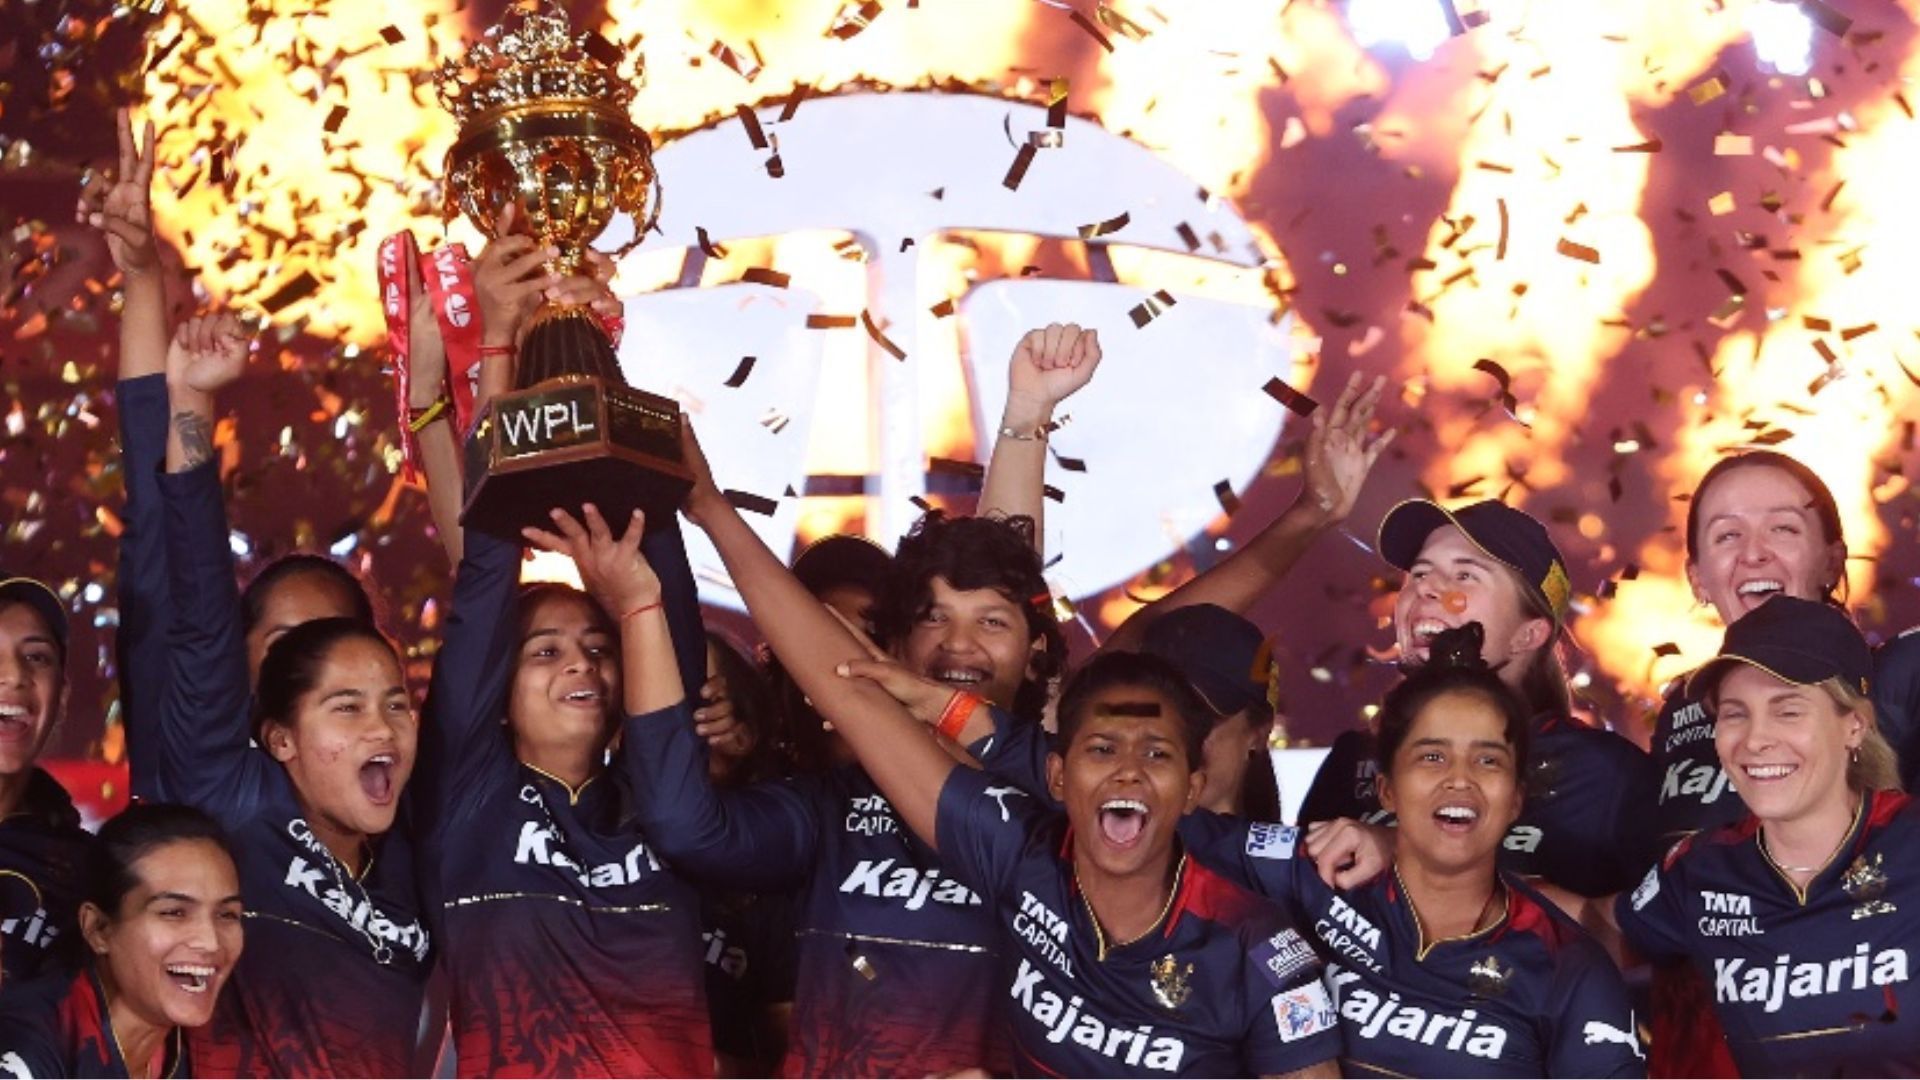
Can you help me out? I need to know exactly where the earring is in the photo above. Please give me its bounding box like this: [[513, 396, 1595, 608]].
[[1851, 746, 1861, 764]]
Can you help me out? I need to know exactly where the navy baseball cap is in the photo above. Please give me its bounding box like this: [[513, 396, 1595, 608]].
[[1378, 499, 1572, 625], [0, 574, 67, 656], [1685, 595, 1871, 699], [792, 534, 892, 598], [1140, 604, 1269, 719]]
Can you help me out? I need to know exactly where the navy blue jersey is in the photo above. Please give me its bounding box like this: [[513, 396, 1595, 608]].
[[417, 528, 711, 1078], [0, 771, 86, 997], [1617, 790, 1920, 1075], [934, 766, 1342, 1077], [114, 374, 171, 803], [1181, 813, 1645, 1077], [1296, 730, 1388, 827], [701, 884, 796, 1066], [1874, 627, 1920, 790], [0, 967, 189, 1078], [1291, 717, 1661, 897], [156, 462, 431, 1077], [628, 710, 1003, 1077]]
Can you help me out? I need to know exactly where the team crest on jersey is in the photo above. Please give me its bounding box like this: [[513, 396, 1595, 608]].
[[1842, 853, 1896, 920], [1466, 954, 1512, 997], [1150, 954, 1193, 1011]]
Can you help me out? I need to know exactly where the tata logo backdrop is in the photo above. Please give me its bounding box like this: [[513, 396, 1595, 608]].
[[601, 91, 1293, 611]]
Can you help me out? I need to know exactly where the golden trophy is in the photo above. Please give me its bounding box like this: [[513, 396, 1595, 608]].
[[435, 5, 690, 539]]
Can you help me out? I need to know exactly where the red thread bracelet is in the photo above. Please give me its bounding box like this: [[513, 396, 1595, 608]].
[[621, 600, 663, 622], [936, 690, 982, 742], [478, 343, 516, 357]]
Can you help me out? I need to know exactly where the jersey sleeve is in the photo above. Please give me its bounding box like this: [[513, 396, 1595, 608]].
[[639, 514, 706, 710], [1542, 933, 1647, 1078], [416, 529, 521, 839], [0, 1041, 61, 1080], [157, 460, 275, 823], [969, 704, 1054, 803], [1612, 848, 1691, 964], [1872, 629, 1920, 790], [1238, 910, 1343, 1077], [1601, 738, 1665, 894], [1179, 811, 1314, 912], [933, 763, 1046, 903], [623, 702, 821, 890], [115, 373, 172, 802]]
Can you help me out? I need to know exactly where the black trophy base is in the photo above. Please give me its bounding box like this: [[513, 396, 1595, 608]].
[[461, 375, 693, 541]]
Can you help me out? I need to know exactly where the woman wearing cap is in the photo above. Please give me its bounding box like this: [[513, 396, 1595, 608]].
[[1301, 499, 1661, 899], [0, 574, 91, 996], [1594, 595, 1920, 1073], [1654, 449, 1920, 842]]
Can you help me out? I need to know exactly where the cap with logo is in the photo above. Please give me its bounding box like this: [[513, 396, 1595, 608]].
[[1139, 604, 1271, 719], [1377, 499, 1572, 626], [0, 573, 67, 655], [1685, 595, 1871, 700], [793, 534, 893, 599]]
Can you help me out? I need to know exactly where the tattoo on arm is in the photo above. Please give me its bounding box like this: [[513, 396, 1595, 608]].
[[172, 410, 215, 469]]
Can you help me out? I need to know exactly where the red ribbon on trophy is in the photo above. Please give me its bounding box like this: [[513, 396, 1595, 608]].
[[376, 230, 422, 481], [420, 241, 483, 434]]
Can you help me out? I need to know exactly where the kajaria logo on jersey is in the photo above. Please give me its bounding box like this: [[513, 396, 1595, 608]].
[[513, 819, 662, 888], [284, 820, 430, 962], [1328, 964, 1510, 1060], [838, 858, 981, 911], [1010, 958, 1185, 1072], [1714, 943, 1909, 1013]]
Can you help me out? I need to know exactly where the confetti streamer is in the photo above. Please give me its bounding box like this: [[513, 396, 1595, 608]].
[[1078, 212, 1130, 240], [1003, 143, 1037, 190], [259, 271, 321, 314], [1128, 289, 1177, 328], [861, 310, 908, 360], [735, 104, 769, 150], [807, 314, 858, 329], [724, 490, 778, 516], [740, 268, 790, 288], [1261, 377, 1319, 417], [723, 356, 757, 388], [1213, 478, 1241, 516], [696, 227, 729, 259], [1555, 239, 1600, 264], [929, 298, 956, 318], [779, 83, 811, 121], [709, 39, 762, 81], [1068, 10, 1115, 51], [1495, 198, 1509, 260], [828, 1, 884, 39]]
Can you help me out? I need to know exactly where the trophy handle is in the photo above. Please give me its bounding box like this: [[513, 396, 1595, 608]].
[[611, 169, 664, 259]]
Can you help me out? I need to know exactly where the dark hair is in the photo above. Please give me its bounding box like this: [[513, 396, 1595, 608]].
[[1685, 450, 1846, 606], [1216, 703, 1281, 821], [1378, 624, 1532, 779], [84, 803, 234, 918], [240, 554, 377, 637], [515, 582, 612, 640], [875, 511, 1067, 720], [1054, 651, 1212, 768], [704, 632, 784, 787], [253, 617, 400, 736]]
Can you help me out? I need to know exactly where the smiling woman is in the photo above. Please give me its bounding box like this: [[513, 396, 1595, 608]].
[[0, 804, 243, 1079]]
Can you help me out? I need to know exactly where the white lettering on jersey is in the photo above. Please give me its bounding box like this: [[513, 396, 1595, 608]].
[[1502, 826, 1543, 854], [0, 1051, 31, 1079], [1714, 945, 1910, 1013], [511, 818, 662, 887], [1327, 964, 1509, 1060], [1701, 891, 1750, 915], [1314, 896, 1384, 972], [1009, 959, 1185, 1072], [1259, 929, 1319, 986], [1630, 866, 1661, 911], [845, 793, 899, 836], [0, 908, 55, 950], [1273, 982, 1337, 1043], [1582, 1016, 1645, 1059], [1246, 823, 1299, 860], [283, 821, 431, 961], [703, 926, 748, 979], [1696, 891, 1761, 936], [837, 859, 982, 911], [1662, 761, 1732, 805], [984, 785, 1026, 823], [1015, 891, 1076, 977]]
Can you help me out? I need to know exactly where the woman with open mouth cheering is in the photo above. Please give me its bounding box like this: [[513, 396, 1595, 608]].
[[0, 804, 244, 1078]]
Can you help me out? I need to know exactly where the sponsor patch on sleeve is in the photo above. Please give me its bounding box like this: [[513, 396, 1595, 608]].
[[1272, 981, 1338, 1043], [1245, 822, 1299, 860], [1630, 866, 1661, 911], [1251, 928, 1319, 988]]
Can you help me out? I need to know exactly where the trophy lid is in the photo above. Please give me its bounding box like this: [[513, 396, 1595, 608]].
[[434, 6, 641, 130]]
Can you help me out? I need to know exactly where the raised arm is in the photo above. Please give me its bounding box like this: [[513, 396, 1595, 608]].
[[682, 426, 961, 848], [1103, 372, 1393, 653], [978, 323, 1101, 547], [89, 109, 172, 799], [415, 524, 522, 831], [156, 312, 268, 816]]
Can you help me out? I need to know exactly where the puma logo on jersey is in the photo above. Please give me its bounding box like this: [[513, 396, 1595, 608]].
[[1714, 944, 1909, 1013], [1662, 761, 1732, 805], [1010, 959, 1185, 1072], [513, 820, 662, 887], [1581, 1017, 1644, 1059], [1328, 964, 1509, 1060], [838, 859, 981, 911]]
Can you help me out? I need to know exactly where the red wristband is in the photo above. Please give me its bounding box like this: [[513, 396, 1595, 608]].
[[621, 600, 663, 623], [478, 343, 516, 357], [936, 691, 983, 742]]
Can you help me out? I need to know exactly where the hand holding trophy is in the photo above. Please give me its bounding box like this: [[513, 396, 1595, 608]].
[[434, 4, 689, 539]]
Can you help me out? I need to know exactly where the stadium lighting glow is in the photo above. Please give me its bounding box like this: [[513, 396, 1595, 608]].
[[1748, 0, 1815, 76], [1345, 0, 1454, 61]]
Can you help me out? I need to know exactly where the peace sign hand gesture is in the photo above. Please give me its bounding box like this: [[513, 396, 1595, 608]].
[[78, 109, 159, 278]]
